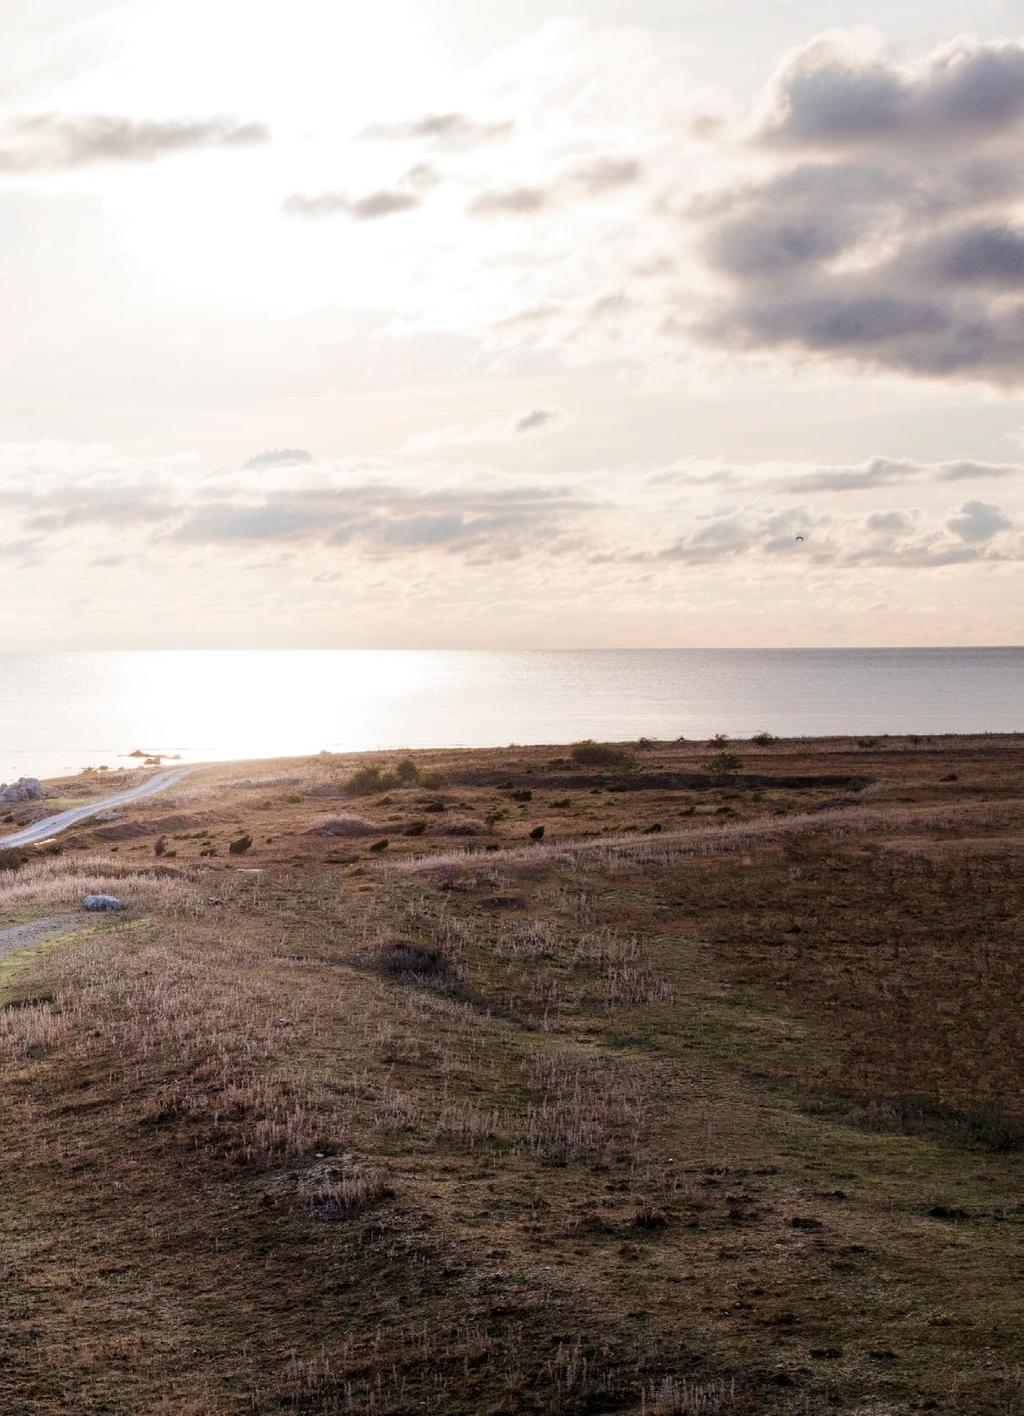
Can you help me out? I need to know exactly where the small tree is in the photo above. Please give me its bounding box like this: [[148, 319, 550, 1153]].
[[705, 751, 743, 779]]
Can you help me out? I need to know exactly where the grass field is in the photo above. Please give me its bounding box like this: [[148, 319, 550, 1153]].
[[1, 734, 1022, 1414]]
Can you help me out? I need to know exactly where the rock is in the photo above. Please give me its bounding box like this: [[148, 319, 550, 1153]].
[[529, 825, 545, 841], [0, 778, 44, 803], [83, 894, 125, 912]]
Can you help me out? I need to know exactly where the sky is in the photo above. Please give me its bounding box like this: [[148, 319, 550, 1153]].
[[1, 0, 1023, 649]]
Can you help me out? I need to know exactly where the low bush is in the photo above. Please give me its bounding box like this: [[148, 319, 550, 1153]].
[[346, 759, 443, 794], [346, 764, 386, 795], [704, 752, 743, 779], [375, 941, 448, 979], [570, 740, 633, 767]]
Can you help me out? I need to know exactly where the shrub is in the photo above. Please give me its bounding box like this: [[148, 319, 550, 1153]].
[[570, 740, 633, 767], [704, 752, 743, 778], [375, 942, 447, 979], [228, 834, 253, 855], [346, 759, 439, 793], [395, 757, 419, 785], [751, 731, 777, 746], [0, 848, 29, 874], [346, 764, 385, 795]]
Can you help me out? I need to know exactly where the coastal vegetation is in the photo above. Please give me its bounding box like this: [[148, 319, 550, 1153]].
[[0, 733, 1021, 1413]]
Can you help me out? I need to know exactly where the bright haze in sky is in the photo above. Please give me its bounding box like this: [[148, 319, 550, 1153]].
[[2, 0, 1022, 648]]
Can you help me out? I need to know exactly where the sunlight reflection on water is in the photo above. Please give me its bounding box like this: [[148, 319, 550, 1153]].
[[0, 648, 1020, 781]]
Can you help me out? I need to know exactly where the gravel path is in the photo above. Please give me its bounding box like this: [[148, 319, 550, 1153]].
[[0, 914, 86, 965], [0, 768, 192, 848]]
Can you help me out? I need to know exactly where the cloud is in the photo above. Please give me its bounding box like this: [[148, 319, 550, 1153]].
[[866, 510, 912, 533], [759, 33, 1024, 148], [947, 499, 1013, 543], [0, 114, 269, 171], [283, 188, 420, 220], [693, 35, 1024, 383], [774, 457, 919, 493], [512, 407, 561, 435], [939, 460, 1020, 481], [635, 497, 1021, 570], [0, 485, 176, 531], [402, 408, 568, 452], [243, 448, 314, 471], [470, 185, 549, 217], [570, 156, 643, 193], [364, 112, 514, 148], [168, 482, 592, 560], [469, 154, 642, 218]]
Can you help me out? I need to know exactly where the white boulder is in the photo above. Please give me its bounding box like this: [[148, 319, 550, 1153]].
[[83, 894, 125, 912]]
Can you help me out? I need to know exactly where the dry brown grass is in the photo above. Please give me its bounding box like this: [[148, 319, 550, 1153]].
[[0, 734, 1022, 1413]]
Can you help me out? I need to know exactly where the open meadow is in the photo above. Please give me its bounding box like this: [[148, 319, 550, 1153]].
[[0, 733, 1022, 1414]]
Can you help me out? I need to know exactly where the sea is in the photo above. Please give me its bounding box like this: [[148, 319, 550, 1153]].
[[0, 648, 1020, 785]]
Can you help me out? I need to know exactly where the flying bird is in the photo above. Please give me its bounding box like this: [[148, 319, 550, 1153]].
[[795, 535, 805, 542]]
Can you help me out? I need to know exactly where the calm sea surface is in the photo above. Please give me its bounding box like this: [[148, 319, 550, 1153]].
[[0, 649, 1020, 784]]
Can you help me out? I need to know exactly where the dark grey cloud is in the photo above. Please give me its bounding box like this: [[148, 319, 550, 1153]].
[[0, 114, 269, 171], [907, 222, 1024, 287], [243, 448, 314, 471], [694, 38, 1024, 383], [710, 207, 860, 279], [283, 188, 420, 220], [364, 112, 514, 148], [762, 39, 1024, 148], [513, 408, 560, 435]]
